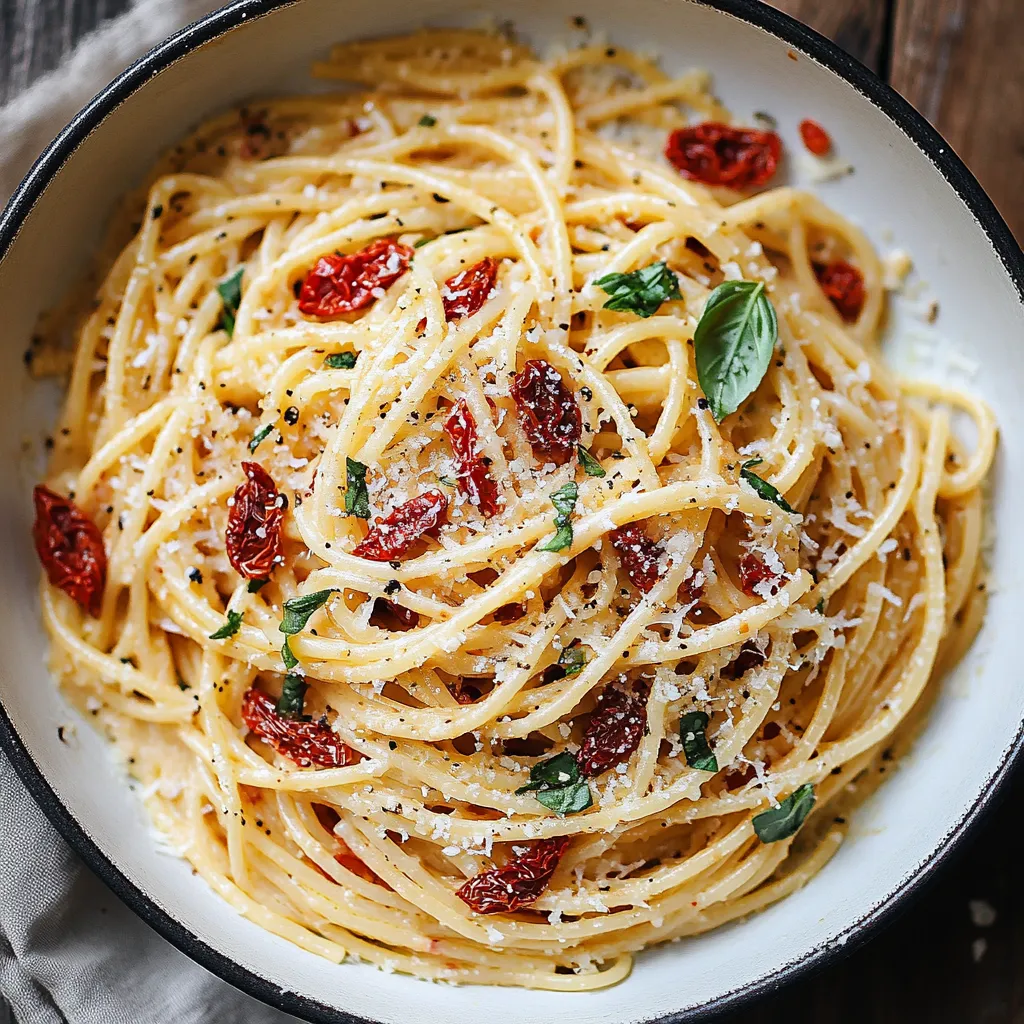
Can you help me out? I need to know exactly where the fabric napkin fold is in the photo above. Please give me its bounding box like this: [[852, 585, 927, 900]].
[[1, 2, 298, 1020]]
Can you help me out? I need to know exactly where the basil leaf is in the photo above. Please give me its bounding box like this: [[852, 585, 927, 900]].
[[594, 260, 681, 318], [280, 589, 338, 635], [209, 610, 242, 640], [536, 781, 592, 815], [679, 711, 718, 772], [345, 458, 370, 519], [752, 783, 816, 843], [281, 637, 298, 670], [276, 674, 307, 719], [418, 114, 437, 127], [558, 646, 587, 678], [516, 751, 580, 792], [247, 578, 269, 593], [217, 266, 244, 338], [538, 482, 578, 553], [577, 445, 606, 478], [324, 352, 357, 369], [694, 280, 778, 421], [249, 423, 274, 454], [740, 458, 793, 513]]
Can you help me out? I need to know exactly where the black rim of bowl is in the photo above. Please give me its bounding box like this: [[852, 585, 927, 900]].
[[1, 1, 1022, 1021]]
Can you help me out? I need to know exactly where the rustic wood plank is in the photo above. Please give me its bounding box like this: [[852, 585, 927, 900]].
[[891, 0, 1024, 240], [766, 0, 892, 74]]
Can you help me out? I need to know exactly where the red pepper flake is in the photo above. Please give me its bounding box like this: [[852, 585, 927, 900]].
[[798, 119, 831, 156], [225, 462, 285, 580], [241, 687, 360, 768], [665, 122, 782, 190], [738, 552, 782, 597], [609, 522, 664, 594], [813, 260, 865, 322], [443, 399, 500, 517], [352, 490, 448, 562], [298, 238, 413, 317], [456, 837, 570, 914], [32, 485, 106, 617], [442, 257, 499, 321], [509, 359, 582, 466], [576, 680, 650, 778]]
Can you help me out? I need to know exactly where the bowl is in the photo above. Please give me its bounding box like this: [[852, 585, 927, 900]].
[[2, 1, 1023, 1021]]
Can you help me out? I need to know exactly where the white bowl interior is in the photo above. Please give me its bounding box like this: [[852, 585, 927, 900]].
[[1, 1, 1022, 1022]]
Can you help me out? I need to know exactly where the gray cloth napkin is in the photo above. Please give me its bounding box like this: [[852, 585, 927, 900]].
[[0, 2, 298, 1020]]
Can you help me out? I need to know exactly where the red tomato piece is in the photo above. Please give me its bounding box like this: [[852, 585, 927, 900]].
[[813, 260, 865, 322], [443, 399, 501, 517], [225, 462, 285, 580], [241, 687, 360, 768], [298, 238, 414, 317], [455, 837, 571, 914], [609, 522, 665, 594], [799, 118, 832, 156], [32, 485, 107, 617], [509, 359, 582, 466], [738, 552, 782, 597], [442, 257, 499, 321], [665, 122, 782, 189], [576, 681, 650, 778], [351, 490, 448, 562]]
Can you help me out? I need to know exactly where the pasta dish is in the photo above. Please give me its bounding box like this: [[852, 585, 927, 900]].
[[30, 29, 996, 990]]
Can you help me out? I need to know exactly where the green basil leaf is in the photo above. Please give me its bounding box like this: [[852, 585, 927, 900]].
[[418, 114, 437, 127], [276, 673, 307, 719], [538, 482, 578, 553], [209, 610, 242, 640], [694, 280, 778, 421], [679, 710, 718, 772], [558, 646, 587, 678], [249, 423, 275, 454], [281, 637, 298, 670], [217, 266, 244, 338], [516, 751, 581, 793], [740, 458, 794, 513], [536, 780, 592, 816], [594, 261, 681, 318], [752, 783, 816, 843], [247, 578, 269, 593], [577, 445, 606, 478], [325, 351, 358, 369], [280, 589, 338, 635], [345, 458, 370, 519]]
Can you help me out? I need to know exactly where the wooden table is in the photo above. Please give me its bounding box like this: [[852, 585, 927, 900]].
[[1, 1, 1022, 1021]]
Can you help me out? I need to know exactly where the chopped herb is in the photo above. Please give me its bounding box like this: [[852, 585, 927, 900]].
[[249, 423, 274, 453], [418, 114, 437, 127], [537, 482, 578, 553], [752, 784, 816, 843], [740, 458, 794, 512], [217, 266, 244, 337], [515, 751, 593, 816], [325, 351, 357, 369], [437, 475, 458, 487], [247, 578, 269, 593], [694, 280, 778, 422], [281, 637, 298, 670], [277, 674, 307, 719], [413, 237, 432, 249], [594, 260, 681, 318], [209, 610, 242, 640], [345, 458, 370, 518], [815, 597, 825, 614], [577, 445, 606, 477], [187, 567, 203, 583], [558, 645, 587, 677], [280, 589, 338, 635], [752, 110, 778, 131], [679, 711, 718, 772]]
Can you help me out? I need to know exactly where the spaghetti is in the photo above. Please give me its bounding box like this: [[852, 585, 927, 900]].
[[32, 29, 996, 990]]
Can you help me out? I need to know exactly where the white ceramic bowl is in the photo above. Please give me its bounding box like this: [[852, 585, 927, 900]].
[[2, 1, 1023, 1021]]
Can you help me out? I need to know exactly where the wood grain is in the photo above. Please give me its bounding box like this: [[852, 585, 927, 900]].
[[766, 0, 892, 73], [891, 0, 1024, 240]]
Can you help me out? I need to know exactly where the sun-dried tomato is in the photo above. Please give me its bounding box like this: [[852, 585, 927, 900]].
[[352, 490, 448, 561], [444, 399, 500, 517], [225, 462, 285, 579], [576, 681, 650, 778], [494, 602, 526, 623], [32, 485, 107, 617], [298, 238, 414, 317], [241, 687, 359, 768], [370, 598, 419, 630], [509, 359, 581, 466], [665, 122, 782, 189], [722, 639, 767, 679], [813, 260, 865, 322], [799, 118, 831, 156], [738, 552, 782, 597], [724, 762, 758, 790], [678, 568, 705, 607], [609, 522, 665, 594], [443, 257, 499, 321], [456, 836, 570, 914]]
